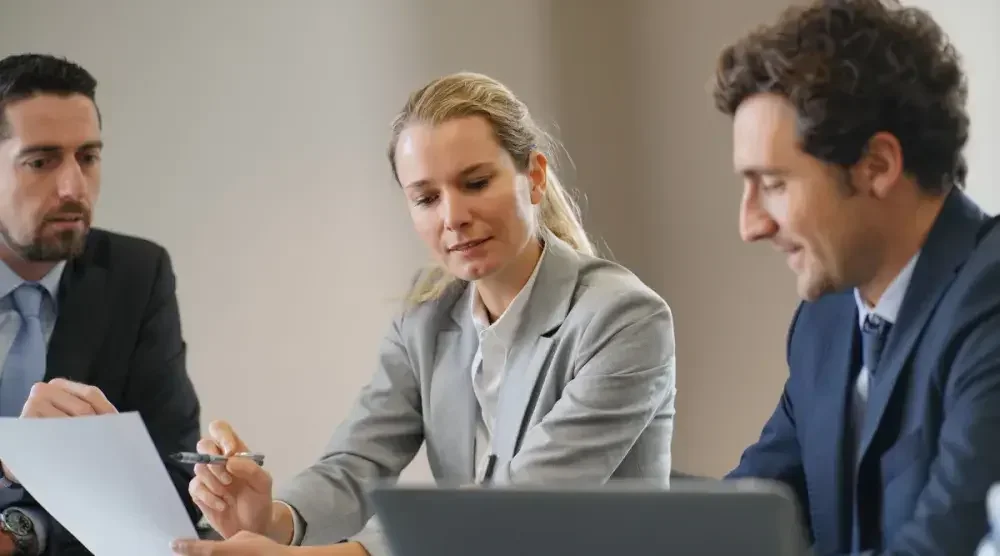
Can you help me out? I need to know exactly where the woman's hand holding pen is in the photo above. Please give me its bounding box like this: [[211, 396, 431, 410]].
[[188, 420, 275, 541]]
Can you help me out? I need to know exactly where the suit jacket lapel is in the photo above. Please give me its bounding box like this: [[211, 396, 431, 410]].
[[46, 239, 110, 385], [857, 190, 988, 462], [491, 233, 579, 464], [436, 287, 480, 480], [810, 293, 860, 548]]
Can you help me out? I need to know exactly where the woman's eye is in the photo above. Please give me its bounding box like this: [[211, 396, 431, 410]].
[[467, 177, 490, 190]]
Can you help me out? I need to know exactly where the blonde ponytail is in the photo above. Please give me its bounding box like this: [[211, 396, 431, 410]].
[[538, 167, 595, 256], [388, 72, 594, 307]]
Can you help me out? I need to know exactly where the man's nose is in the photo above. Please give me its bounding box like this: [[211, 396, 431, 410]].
[[739, 188, 778, 243], [56, 158, 87, 200]]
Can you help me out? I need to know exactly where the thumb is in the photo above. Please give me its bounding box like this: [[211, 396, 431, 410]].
[[170, 538, 218, 556], [207, 420, 248, 455], [227, 458, 272, 494], [1, 461, 16, 485]]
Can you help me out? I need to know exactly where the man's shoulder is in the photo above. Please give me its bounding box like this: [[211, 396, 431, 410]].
[[80, 228, 171, 269], [68, 228, 177, 299], [932, 230, 1000, 344], [953, 216, 1000, 306]]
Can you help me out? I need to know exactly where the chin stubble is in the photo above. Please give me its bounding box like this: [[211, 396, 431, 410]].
[[0, 225, 87, 262]]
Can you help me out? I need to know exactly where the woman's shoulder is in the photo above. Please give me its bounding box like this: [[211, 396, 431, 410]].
[[572, 254, 671, 316], [561, 254, 675, 358], [392, 267, 468, 331], [542, 233, 668, 317]]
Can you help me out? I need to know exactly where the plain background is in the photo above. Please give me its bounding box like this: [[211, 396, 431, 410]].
[[1, 0, 996, 483]]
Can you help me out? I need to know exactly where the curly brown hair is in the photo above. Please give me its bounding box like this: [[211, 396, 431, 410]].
[[712, 0, 969, 194]]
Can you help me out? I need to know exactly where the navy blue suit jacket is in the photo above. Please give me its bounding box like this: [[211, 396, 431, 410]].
[[728, 189, 1000, 555]]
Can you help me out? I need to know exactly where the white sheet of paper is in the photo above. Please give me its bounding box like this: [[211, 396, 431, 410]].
[[0, 411, 197, 555]]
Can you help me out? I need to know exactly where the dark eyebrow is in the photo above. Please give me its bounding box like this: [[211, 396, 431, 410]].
[[739, 166, 790, 179], [403, 162, 495, 190], [17, 140, 104, 157]]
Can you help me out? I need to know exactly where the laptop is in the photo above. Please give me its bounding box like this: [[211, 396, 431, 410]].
[[369, 479, 810, 556]]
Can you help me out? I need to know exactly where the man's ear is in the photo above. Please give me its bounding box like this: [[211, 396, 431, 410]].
[[859, 132, 904, 199]]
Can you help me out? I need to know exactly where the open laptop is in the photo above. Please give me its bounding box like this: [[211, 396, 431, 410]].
[[369, 479, 810, 556]]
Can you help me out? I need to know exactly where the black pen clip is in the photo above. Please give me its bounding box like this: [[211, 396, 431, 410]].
[[481, 454, 498, 484]]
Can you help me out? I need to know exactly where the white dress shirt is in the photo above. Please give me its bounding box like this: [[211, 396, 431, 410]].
[[977, 483, 1000, 555], [469, 242, 546, 482]]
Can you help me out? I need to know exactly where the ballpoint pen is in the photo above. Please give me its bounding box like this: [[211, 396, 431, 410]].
[[479, 454, 497, 485], [169, 451, 265, 466]]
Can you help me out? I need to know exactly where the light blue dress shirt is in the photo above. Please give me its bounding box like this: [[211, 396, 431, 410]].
[[0, 258, 65, 554], [0, 260, 63, 373], [850, 253, 920, 451]]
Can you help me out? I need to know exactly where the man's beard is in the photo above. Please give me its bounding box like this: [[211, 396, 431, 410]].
[[0, 221, 89, 262]]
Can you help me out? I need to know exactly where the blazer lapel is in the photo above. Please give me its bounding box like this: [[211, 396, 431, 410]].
[[492, 335, 556, 464], [491, 234, 579, 464], [857, 190, 988, 462], [45, 243, 110, 385], [438, 287, 480, 480], [809, 293, 860, 548]]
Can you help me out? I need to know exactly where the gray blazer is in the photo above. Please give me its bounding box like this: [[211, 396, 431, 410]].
[[277, 233, 677, 555]]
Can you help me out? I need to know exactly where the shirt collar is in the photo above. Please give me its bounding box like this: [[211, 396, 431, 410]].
[[0, 258, 66, 304], [470, 241, 547, 345], [854, 251, 920, 327]]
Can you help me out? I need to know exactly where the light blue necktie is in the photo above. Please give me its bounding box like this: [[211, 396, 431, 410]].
[[0, 283, 47, 418]]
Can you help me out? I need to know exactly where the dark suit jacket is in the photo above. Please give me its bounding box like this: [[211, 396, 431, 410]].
[[728, 189, 1000, 555], [1, 228, 202, 555]]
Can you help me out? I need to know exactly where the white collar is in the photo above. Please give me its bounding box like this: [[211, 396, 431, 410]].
[[469, 241, 547, 345]]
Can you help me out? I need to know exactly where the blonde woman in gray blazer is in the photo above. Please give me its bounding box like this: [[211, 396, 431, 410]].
[[174, 72, 677, 556]]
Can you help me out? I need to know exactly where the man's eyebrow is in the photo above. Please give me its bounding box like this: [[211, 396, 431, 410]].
[[17, 140, 104, 157]]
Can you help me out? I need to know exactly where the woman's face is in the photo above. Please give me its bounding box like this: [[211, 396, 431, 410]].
[[394, 115, 546, 282]]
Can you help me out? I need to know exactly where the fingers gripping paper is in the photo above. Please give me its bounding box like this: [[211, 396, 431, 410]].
[[0, 412, 197, 555]]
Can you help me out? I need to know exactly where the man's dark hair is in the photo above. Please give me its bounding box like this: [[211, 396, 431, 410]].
[[0, 53, 100, 140], [712, 0, 969, 194]]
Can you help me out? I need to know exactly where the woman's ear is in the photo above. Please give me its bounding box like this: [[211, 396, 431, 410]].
[[528, 151, 548, 204]]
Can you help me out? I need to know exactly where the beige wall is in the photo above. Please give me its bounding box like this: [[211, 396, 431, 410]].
[[1, 0, 994, 484], [547, 0, 802, 477], [908, 0, 1000, 214]]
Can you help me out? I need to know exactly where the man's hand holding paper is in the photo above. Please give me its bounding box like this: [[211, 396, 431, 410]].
[[0, 412, 200, 556], [1, 378, 117, 485]]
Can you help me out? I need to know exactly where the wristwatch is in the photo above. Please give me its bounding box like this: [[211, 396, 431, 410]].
[[0, 508, 39, 556]]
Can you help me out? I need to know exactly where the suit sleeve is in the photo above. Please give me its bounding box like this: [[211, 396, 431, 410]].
[[274, 315, 423, 553], [123, 247, 202, 527], [876, 304, 1000, 555], [490, 289, 676, 485], [725, 303, 811, 530]]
